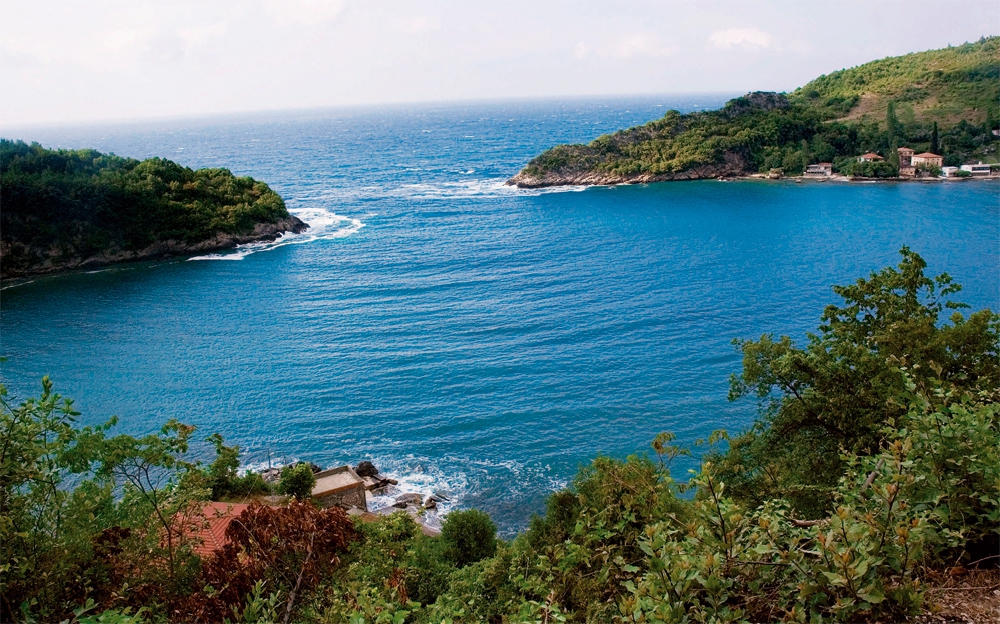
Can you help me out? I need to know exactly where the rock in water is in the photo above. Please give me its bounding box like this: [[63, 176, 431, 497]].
[[355, 460, 379, 477]]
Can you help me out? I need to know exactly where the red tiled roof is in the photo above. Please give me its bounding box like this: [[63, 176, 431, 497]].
[[913, 152, 942, 158], [187, 502, 251, 557], [860, 153, 883, 159]]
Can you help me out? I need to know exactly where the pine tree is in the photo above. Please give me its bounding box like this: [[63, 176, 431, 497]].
[[886, 101, 898, 145], [930, 122, 939, 154]]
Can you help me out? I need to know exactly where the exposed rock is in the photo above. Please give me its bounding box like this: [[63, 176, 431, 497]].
[[507, 150, 752, 189], [432, 490, 451, 501], [721, 92, 789, 119], [306, 462, 322, 474], [395, 493, 424, 505], [1, 216, 309, 279], [424, 497, 437, 510], [355, 461, 379, 478], [384, 478, 399, 486], [259, 468, 282, 484]]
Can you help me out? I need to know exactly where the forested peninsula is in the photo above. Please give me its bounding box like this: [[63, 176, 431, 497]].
[[0, 140, 306, 279], [509, 37, 999, 187]]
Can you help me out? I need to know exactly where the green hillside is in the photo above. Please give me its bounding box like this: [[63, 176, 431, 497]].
[[509, 37, 999, 187], [0, 140, 304, 278]]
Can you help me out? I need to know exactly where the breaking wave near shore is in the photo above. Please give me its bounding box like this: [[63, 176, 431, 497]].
[[188, 208, 365, 261]]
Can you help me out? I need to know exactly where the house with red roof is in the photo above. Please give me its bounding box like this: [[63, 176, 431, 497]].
[[184, 501, 251, 557]]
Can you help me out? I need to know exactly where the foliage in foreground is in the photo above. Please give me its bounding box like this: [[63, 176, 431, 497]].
[[1, 249, 997, 623]]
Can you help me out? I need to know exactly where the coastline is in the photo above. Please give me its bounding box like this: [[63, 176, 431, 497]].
[[0, 215, 308, 281], [508, 170, 999, 189]]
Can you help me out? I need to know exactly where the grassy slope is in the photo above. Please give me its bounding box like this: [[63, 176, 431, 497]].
[[796, 37, 1000, 124], [512, 37, 999, 185]]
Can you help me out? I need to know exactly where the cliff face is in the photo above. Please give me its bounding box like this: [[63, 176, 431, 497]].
[[1, 216, 308, 278]]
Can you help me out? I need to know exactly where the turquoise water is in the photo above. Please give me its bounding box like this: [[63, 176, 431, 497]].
[[2, 98, 998, 531]]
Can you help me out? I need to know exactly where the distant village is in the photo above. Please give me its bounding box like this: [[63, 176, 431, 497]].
[[801, 147, 996, 179]]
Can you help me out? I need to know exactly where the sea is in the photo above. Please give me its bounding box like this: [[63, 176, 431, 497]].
[[2, 96, 998, 533]]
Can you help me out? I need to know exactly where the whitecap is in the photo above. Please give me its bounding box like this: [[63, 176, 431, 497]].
[[188, 209, 365, 261]]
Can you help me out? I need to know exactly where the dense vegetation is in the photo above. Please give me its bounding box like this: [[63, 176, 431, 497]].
[[0, 140, 294, 278], [513, 38, 999, 185], [3, 248, 997, 623]]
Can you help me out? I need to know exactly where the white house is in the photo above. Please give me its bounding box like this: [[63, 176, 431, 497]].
[[804, 163, 833, 176], [960, 162, 992, 177], [941, 166, 960, 177]]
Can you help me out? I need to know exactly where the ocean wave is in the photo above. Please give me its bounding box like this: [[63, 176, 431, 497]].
[[188, 209, 365, 261], [291, 178, 591, 203]]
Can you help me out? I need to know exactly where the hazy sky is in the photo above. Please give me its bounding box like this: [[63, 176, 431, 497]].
[[1, 0, 997, 128]]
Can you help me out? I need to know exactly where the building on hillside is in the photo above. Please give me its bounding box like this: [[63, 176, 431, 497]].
[[858, 152, 884, 162], [804, 163, 832, 177], [960, 162, 992, 177], [897, 147, 914, 167], [312, 465, 368, 511], [912, 152, 943, 168], [898, 166, 917, 178]]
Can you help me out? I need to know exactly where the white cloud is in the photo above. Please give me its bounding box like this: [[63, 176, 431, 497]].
[[260, 0, 346, 26], [574, 41, 587, 59], [406, 15, 441, 35], [608, 34, 677, 59], [709, 27, 773, 49]]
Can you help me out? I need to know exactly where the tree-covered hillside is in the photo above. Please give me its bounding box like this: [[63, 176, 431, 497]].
[[0, 140, 304, 278], [510, 37, 999, 187]]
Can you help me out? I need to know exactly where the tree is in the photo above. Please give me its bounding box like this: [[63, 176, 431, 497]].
[[719, 247, 999, 515], [930, 121, 940, 154], [278, 463, 316, 500], [886, 101, 899, 145], [441, 509, 498, 567]]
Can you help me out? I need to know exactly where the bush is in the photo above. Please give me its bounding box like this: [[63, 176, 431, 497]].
[[405, 536, 455, 605], [278, 463, 316, 500], [441, 509, 498, 567]]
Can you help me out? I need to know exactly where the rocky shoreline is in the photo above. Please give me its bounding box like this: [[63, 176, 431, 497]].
[[257, 459, 449, 535], [506, 152, 750, 188], [507, 168, 997, 189], [0, 216, 308, 280]]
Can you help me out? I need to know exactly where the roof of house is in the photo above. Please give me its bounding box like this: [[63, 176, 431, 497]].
[[913, 152, 942, 158], [187, 501, 250, 557], [860, 153, 884, 159], [313, 466, 365, 496], [897, 147, 915, 152]]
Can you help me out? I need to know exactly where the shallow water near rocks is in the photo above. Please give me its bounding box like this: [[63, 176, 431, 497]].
[[2, 97, 998, 532]]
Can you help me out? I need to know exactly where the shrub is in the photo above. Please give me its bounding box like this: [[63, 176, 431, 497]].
[[278, 463, 316, 500], [441, 509, 498, 567], [405, 536, 455, 605]]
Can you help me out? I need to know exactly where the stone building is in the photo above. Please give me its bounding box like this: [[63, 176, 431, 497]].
[[312, 466, 368, 511]]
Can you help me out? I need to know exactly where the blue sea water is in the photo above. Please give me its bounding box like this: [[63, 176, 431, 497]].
[[2, 97, 998, 532]]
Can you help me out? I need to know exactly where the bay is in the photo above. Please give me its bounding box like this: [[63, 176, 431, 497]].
[[2, 97, 998, 531]]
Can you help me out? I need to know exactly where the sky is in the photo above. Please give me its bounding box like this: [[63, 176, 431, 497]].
[[1, 0, 997, 129]]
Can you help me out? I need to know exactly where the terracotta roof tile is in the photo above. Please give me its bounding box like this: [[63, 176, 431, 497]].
[[186, 502, 251, 557]]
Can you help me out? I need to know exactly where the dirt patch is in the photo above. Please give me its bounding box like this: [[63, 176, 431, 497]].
[[913, 569, 1000, 623]]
